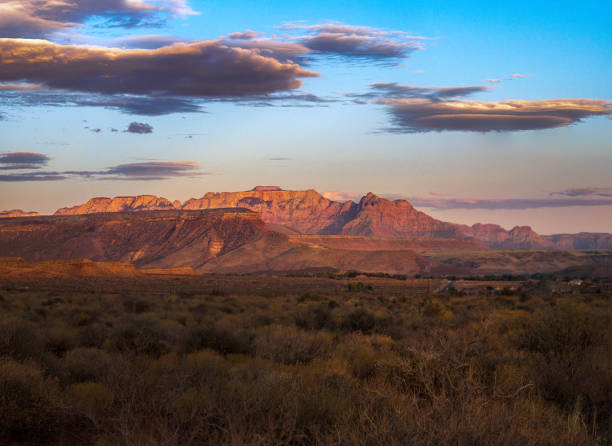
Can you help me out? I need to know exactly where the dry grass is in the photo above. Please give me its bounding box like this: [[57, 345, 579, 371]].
[[0, 273, 609, 445]]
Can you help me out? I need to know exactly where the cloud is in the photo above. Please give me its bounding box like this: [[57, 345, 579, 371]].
[[126, 122, 153, 134], [267, 157, 292, 161], [0, 151, 50, 169], [282, 23, 424, 60], [349, 83, 489, 102], [2, 91, 205, 115], [322, 191, 362, 202], [377, 98, 612, 132], [0, 39, 319, 99], [484, 73, 528, 83], [0, 172, 66, 181], [324, 190, 612, 209], [222, 38, 310, 64], [227, 30, 261, 40], [552, 187, 612, 198], [109, 34, 187, 49], [0, 0, 198, 38], [0, 82, 46, 91], [0, 160, 204, 181], [103, 161, 199, 178], [406, 196, 612, 210]]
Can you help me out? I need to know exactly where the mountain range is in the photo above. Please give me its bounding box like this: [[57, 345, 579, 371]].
[[53, 186, 612, 250]]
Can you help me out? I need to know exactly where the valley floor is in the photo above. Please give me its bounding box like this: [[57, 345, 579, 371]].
[[0, 271, 610, 445]]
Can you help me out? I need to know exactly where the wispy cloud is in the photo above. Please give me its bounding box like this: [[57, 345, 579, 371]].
[[0, 160, 205, 181], [552, 187, 612, 198], [324, 191, 612, 209], [348, 82, 489, 102], [0, 151, 50, 170]]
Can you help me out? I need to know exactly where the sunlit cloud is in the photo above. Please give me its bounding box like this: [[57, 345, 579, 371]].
[[281, 22, 425, 60], [0, 39, 318, 98], [0, 0, 198, 38], [377, 98, 612, 132]]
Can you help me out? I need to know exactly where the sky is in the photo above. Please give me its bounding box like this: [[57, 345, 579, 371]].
[[0, 0, 611, 234]]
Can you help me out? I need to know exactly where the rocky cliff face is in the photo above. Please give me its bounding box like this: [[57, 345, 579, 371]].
[[50, 188, 612, 250], [0, 209, 39, 218], [182, 188, 359, 234], [339, 193, 461, 238], [0, 209, 266, 269], [55, 195, 180, 215]]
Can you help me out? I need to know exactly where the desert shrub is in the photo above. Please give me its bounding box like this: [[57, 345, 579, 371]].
[[518, 300, 612, 429], [67, 382, 114, 414], [342, 308, 377, 332], [422, 297, 453, 321], [294, 302, 336, 330], [78, 323, 110, 348], [181, 318, 253, 355], [0, 359, 65, 444], [109, 316, 171, 357], [45, 325, 79, 356], [255, 324, 333, 364], [0, 317, 44, 361], [122, 299, 152, 314], [64, 347, 113, 383]]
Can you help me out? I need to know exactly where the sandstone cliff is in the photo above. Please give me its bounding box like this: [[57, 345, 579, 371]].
[[0, 209, 40, 218], [51, 188, 612, 250], [55, 195, 180, 215], [0, 209, 266, 269], [182, 188, 358, 234]]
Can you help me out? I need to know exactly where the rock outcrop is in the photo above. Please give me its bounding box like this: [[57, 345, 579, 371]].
[[55, 195, 180, 215], [182, 188, 359, 234], [51, 188, 612, 250], [0, 209, 267, 269], [0, 209, 39, 218]]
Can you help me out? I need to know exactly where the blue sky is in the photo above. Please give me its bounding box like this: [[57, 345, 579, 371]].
[[1, 0, 611, 233]]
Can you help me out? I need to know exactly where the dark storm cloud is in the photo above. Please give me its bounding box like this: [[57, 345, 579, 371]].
[[377, 98, 612, 132], [0, 0, 197, 38], [0, 39, 319, 98], [0, 151, 50, 169], [282, 23, 424, 60], [126, 122, 153, 134]]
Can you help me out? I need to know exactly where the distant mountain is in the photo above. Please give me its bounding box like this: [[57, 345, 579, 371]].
[[2, 209, 610, 276], [48, 187, 612, 250], [0, 209, 39, 218], [55, 195, 181, 215], [0, 209, 265, 269], [182, 187, 358, 234]]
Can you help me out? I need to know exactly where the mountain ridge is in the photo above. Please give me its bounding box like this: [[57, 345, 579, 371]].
[[44, 187, 612, 250]]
